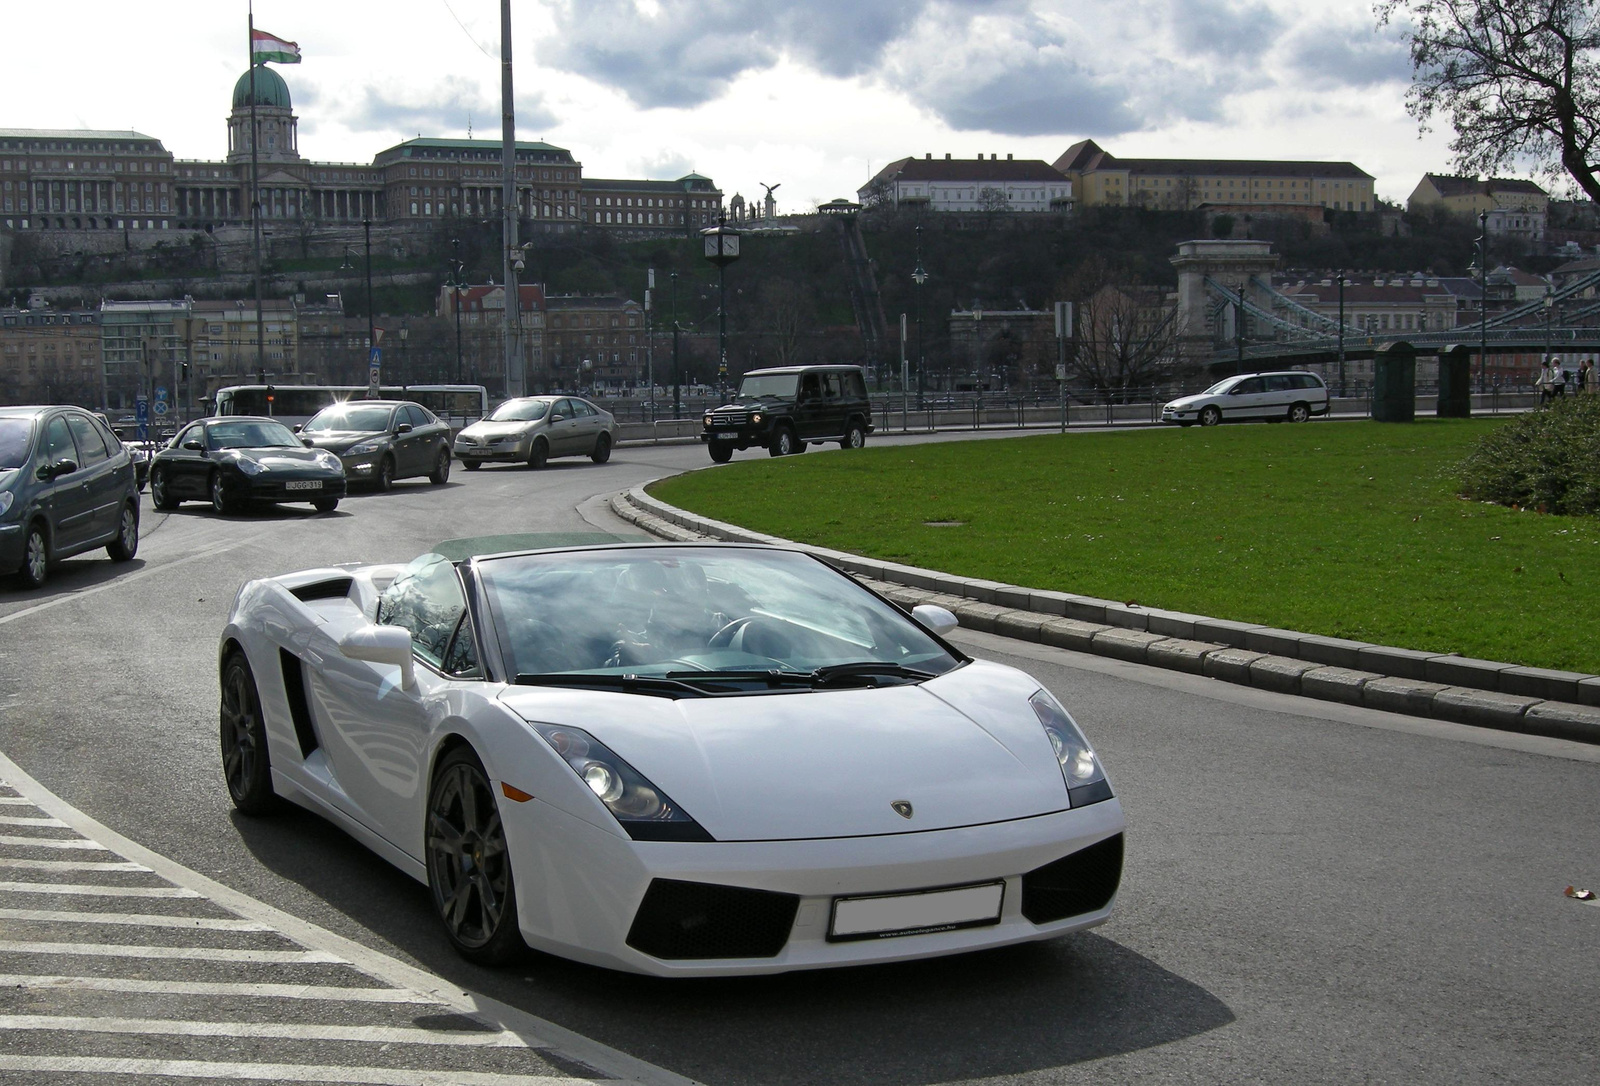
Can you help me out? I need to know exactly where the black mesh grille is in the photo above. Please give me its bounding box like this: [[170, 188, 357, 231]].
[[1020, 833, 1124, 924], [626, 879, 799, 960]]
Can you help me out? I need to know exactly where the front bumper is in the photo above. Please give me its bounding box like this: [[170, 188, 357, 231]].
[[503, 796, 1125, 976], [453, 436, 531, 463], [239, 473, 348, 504], [700, 426, 770, 449]]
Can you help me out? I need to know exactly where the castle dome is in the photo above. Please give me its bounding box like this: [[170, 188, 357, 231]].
[[232, 65, 292, 109]]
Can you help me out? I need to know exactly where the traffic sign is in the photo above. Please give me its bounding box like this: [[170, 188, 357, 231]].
[[152, 400, 169, 417], [369, 347, 382, 364], [154, 385, 169, 402], [135, 398, 149, 422]]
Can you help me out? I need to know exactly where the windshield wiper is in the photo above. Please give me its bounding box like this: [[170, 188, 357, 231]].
[[662, 668, 814, 689], [514, 673, 705, 698], [808, 662, 938, 688]]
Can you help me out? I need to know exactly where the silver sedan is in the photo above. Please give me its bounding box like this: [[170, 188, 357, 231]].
[[452, 396, 617, 470]]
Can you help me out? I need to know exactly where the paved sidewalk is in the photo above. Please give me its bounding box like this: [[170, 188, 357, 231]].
[[612, 485, 1600, 746]]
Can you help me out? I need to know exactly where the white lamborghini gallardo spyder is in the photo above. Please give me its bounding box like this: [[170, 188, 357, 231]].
[[218, 537, 1125, 976]]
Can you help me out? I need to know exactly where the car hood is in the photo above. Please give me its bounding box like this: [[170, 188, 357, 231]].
[[1165, 393, 1211, 410], [458, 420, 539, 440], [719, 396, 786, 411], [303, 430, 388, 450], [499, 660, 1070, 841], [231, 447, 337, 469]]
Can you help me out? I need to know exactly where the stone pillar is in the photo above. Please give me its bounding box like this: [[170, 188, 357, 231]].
[[1373, 341, 1417, 423], [1437, 344, 1472, 418]]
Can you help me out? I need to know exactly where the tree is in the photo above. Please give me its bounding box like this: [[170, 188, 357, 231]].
[[1377, 0, 1600, 201], [1065, 256, 1182, 398], [978, 187, 1012, 213]]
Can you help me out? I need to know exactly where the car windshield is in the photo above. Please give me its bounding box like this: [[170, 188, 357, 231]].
[[206, 421, 300, 450], [0, 418, 33, 470], [488, 399, 551, 422], [303, 405, 395, 433], [478, 546, 960, 685], [1202, 377, 1244, 395], [736, 374, 799, 400]]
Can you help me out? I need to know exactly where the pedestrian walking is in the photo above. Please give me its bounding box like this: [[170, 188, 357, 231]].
[[1538, 359, 1555, 405], [1579, 358, 1592, 395], [1552, 356, 1568, 400]]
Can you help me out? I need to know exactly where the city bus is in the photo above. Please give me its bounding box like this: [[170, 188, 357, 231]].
[[208, 384, 490, 430]]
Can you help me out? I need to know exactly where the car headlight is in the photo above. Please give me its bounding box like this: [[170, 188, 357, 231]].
[[232, 455, 265, 476], [703, 414, 713, 427], [530, 722, 710, 841], [345, 440, 384, 455], [316, 452, 342, 470], [1030, 690, 1113, 807], [0, 491, 13, 518], [751, 412, 764, 424]]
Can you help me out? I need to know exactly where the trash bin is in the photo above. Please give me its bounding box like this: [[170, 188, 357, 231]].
[[1436, 345, 1472, 418], [1373, 341, 1416, 423]]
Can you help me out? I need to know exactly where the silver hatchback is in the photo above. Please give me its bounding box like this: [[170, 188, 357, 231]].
[[453, 396, 617, 470]]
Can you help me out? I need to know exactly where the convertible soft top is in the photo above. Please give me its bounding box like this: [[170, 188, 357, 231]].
[[428, 531, 650, 563]]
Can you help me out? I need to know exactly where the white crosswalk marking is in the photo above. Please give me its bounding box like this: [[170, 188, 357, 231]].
[[0, 907, 270, 930], [0, 1056, 586, 1085]]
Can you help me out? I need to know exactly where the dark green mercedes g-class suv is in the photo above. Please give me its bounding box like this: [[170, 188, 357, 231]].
[[701, 365, 874, 462]]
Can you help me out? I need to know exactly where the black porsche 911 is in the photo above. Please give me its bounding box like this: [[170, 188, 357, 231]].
[[149, 416, 348, 515]]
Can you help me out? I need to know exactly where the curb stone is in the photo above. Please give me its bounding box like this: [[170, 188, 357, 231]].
[[611, 486, 1600, 747]]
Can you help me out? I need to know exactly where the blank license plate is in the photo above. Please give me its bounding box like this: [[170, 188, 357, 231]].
[[284, 480, 322, 491], [829, 881, 1004, 941]]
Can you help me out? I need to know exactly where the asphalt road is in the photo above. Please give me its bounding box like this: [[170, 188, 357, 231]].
[[2, 432, 1597, 1084]]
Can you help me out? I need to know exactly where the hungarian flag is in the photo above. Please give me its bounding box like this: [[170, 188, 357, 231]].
[[251, 29, 301, 64]]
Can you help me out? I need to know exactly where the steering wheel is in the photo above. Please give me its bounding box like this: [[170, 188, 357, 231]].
[[708, 616, 752, 650]]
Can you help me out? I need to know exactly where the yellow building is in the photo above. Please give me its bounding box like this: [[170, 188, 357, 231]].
[[1054, 140, 1375, 212], [1406, 174, 1547, 245]]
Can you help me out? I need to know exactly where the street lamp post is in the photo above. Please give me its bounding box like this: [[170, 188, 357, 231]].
[[670, 270, 681, 418], [1476, 211, 1488, 392], [448, 239, 465, 384], [1335, 270, 1347, 396], [701, 215, 741, 402], [912, 225, 928, 405], [1543, 285, 1555, 373], [362, 218, 376, 396], [399, 319, 408, 390]]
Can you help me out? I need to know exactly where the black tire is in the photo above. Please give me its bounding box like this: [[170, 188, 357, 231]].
[[708, 443, 733, 463], [429, 448, 451, 485], [590, 432, 611, 464], [312, 497, 339, 513], [527, 439, 548, 470], [426, 746, 525, 965], [841, 421, 867, 450], [375, 455, 396, 492], [219, 652, 278, 815], [18, 521, 48, 589], [1199, 405, 1222, 427], [463, 460, 481, 471], [1288, 402, 1311, 423], [769, 425, 798, 457], [151, 466, 180, 510], [210, 470, 241, 515], [106, 501, 139, 562]]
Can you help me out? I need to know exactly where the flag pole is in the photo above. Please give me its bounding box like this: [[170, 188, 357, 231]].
[[249, 1, 266, 382]]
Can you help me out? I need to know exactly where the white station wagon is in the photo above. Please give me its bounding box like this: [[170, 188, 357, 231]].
[[1162, 371, 1330, 426]]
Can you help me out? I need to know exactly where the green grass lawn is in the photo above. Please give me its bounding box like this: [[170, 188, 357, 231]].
[[650, 419, 1600, 675]]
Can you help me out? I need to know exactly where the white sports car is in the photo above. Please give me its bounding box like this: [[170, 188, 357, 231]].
[[218, 537, 1125, 976]]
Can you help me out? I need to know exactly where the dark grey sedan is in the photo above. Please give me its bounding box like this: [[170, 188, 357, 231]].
[[299, 400, 453, 490], [0, 405, 141, 588]]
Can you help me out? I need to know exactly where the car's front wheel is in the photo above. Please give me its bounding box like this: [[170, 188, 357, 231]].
[[375, 455, 396, 492], [107, 501, 138, 562], [429, 448, 451, 485], [426, 746, 525, 965], [708, 443, 733, 463], [219, 652, 277, 815], [462, 460, 481, 471], [1288, 402, 1311, 423], [151, 467, 179, 510], [312, 497, 339, 513], [1199, 406, 1222, 427], [18, 522, 48, 589], [769, 426, 798, 457], [210, 471, 242, 515], [527, 439, 548, 470]]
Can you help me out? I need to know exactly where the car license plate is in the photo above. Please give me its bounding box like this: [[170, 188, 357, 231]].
[[828, 881, 1004, 941], [284, 480, 322, 491], [713, 432, 737, 440]]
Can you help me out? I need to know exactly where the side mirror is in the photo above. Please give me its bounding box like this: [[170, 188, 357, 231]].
[[394, 422, 414, 434], [550, 414, 565, 423], [292, 424, 303, 433], [301, 438, 314, 447], [38, 458, 79, 481], [338, 624, 415, 690], [183, 439, 204, 451], [911, 603, 959, 636]]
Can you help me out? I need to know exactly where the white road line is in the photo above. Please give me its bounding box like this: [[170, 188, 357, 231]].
[[0, 1056, 599, 1086], [0, 974, 428, 1002], [0, 813, 66, 826], [0, 795, 37, 804], [0, 1014, 532, 1047], [0, 755, 703, 1086], [0, 542, 247, 628], [0, 858, 148, 872], [0, 940, 345, 963], [0, 833, 108, 850], [0, 880, 199, 897], [0, 908, 269, 930]]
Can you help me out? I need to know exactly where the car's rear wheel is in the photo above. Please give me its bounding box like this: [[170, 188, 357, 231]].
[[210, 471, 242, 515], [151, 467, 179, 510], [708, 443, 733, 463], [375, 455, 396, 492], [841, 421, 867, 450], [219, 652, 278, 815], [527, 439, 548, 470], [429, 448, 451, 484], [590, 433, 611, 464], [1288, 402, 1311, 423], [107, 501, 138, 562], [19, 522, 48, 589], [769, 426, 798, 457], [1199, 406, 1222, 427], [426, 746, 525, 965], [312, 497, 339, 513]]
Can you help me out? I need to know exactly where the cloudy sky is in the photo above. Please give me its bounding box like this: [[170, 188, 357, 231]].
[[3, 0, 1459, 208]]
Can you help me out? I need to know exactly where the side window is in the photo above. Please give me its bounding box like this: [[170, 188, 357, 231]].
[[553, 399, 573, 419], [821, 373, 842, 399], [91, 416, 124, 453], [801, 374, 821, 399], [174, 423, 201, 448], [374, 553, 467, 669], [43, 416, 77, 464], [573, 400, 595, 417], [1266, 375, 1293, 393], [1295, 375, 1322, 390], [65, 414, 110, 463], [402, 405, 427, 428], [441, 613, 482, 677], [1235, 377, 1265, 395], [845, 372, 867, 398]]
